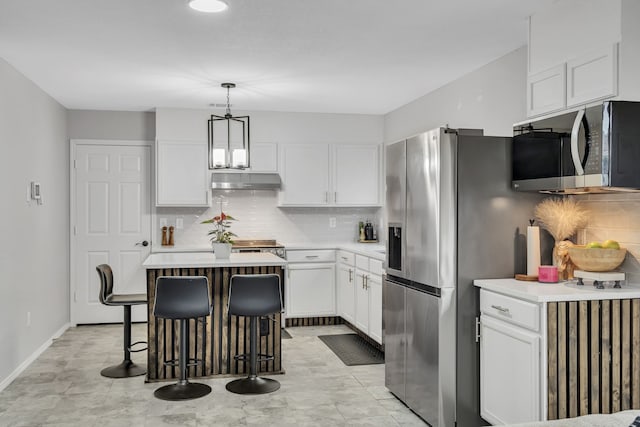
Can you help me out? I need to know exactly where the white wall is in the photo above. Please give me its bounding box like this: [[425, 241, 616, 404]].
[[155, 108, 384, 249], [0, 57, 69, 387], [68, 110, 155, 141], [383, 47, 528, 142]]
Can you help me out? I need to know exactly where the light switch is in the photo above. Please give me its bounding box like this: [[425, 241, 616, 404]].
[[176, 217, 184, 229]]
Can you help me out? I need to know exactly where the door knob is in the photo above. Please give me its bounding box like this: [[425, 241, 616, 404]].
[[136, 240, 149, 247]]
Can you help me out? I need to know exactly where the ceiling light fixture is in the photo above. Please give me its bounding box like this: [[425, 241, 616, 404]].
[[188, 0, 228, 13], [208, 83, 250, 169]]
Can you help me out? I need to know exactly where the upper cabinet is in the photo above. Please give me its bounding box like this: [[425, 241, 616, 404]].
[[248, 142, 278, 173], [156, 140, 210, 207], [278, 143, 381, 207], [526, 0, 639, 117]]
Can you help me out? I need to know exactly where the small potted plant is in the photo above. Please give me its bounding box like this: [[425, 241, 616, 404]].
[[201, 211, 237, 259]]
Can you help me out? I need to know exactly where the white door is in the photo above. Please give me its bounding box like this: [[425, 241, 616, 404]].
[[279, 144, 329, 206], [286, 264, 336, 317], [355, 269, 369, 332], [72, 142, 152, 324], [337, 264, 355, 323], [368, 273, 383, 344], [334, 145, 380, 206]]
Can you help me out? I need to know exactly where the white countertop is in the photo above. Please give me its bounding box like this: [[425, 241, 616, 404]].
[[474, 278, 640, 303], [143, 252, 287, 269], [283, 242, 386, 261]]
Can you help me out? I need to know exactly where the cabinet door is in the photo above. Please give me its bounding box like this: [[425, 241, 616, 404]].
[[354, 268, 369, 332], [333, 145, 380, 206], [527, 64, 566, 118], [286, 263, 335, 317], [156, 140, 209, 207], [337, 264, 355, 324], [566, 44, 618, 108], [250, 142, 278, 172], [279, 144, 329, 206], [368, 273, 383, 344], [480, 315, 541, 425]]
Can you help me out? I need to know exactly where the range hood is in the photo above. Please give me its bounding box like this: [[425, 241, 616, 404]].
[[211, 173, 281, 190]]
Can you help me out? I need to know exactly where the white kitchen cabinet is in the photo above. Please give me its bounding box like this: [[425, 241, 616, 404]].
[[278, 143, 381, 207], [279, 144, 329, 206], [248, 142, 278, 172], [334, 145, 380, 206], [156, 139, 209, 207], [479, 289, 541, 425], [525, 0, 640, 117], [352, 254, 384, 345], [336, 251, 356, 324], [285, 249, 336, 317]]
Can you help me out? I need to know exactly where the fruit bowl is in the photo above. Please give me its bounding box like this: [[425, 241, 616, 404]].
[[567, 246, 627, 272]]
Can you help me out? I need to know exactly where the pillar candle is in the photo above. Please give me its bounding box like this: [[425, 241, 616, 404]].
[[527, 225, 541, 276]]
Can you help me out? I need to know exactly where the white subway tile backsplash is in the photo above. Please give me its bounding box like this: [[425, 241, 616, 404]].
[[154, 191, 381, 250]]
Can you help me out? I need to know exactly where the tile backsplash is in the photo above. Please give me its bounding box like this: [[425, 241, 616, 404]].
[[155, 190, 382, 250], [572, 193, 640, 284]]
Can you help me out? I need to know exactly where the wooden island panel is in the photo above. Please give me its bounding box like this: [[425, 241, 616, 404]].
[[146, 265, 284, 382], [547, 298, 640, 420]]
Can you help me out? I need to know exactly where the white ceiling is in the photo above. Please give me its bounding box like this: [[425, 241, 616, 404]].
[[0, 0, 554, 114]]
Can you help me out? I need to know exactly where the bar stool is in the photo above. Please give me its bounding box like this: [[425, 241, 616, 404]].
[[96, 264, 147, 378], [226, 274, 283, 394], [153, 276, 212, 400]]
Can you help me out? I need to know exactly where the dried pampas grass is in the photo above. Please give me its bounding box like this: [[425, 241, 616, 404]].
[[534, 198, 587, 241]]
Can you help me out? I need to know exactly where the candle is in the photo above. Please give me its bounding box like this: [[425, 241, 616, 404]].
[[527, 223, 541, 276]]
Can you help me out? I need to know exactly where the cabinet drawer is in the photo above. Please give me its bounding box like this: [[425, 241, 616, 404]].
[[355, 254, 369, 270], [337, 250, 355, 266], [369, 259, 383, 276], [286, 249, 335, 263], [480, 290, 540, 332]]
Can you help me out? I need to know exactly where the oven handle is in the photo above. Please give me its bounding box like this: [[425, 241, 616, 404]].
[[570, 108, 585, 176]]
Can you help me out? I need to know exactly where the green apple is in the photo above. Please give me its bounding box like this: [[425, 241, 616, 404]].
[[602, 239, 620, 249], [586, 241, 603, 249]]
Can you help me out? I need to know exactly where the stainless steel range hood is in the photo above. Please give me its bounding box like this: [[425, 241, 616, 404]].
[[211, 173, 281, 190]]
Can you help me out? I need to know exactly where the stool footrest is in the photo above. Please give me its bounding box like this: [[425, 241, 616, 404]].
[[128, 341, 147, 353], [163, 358, 203, 368], [233, 353, 274, 363]]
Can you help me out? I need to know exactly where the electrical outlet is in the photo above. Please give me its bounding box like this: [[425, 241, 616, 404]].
[[26, 311, 31, 327], [159, 218, 167, 227], [329, 217, 336, 228], [176, 217, 184, 229]]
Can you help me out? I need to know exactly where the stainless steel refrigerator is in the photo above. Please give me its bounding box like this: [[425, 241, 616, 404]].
[[384, 128, 548, 427]]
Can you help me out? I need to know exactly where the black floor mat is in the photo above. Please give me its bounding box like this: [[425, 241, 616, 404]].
[[318, 333, 384, 366], [281, 329, 292, 339]]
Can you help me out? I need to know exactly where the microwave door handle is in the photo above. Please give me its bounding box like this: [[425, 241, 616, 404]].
[[571, 108, 585, 176]]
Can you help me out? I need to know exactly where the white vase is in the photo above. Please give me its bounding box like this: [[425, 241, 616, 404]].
[[212, 242, 232, 259]]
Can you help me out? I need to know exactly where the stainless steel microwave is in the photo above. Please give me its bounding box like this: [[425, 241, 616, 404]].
[[512, 101, 640, 193]]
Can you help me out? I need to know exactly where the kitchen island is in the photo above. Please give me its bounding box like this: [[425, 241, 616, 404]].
[[142, 252, 287, 382], [474, 278, 640, 424]]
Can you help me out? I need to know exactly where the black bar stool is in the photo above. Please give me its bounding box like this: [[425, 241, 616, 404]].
[[226, 274, 283, 395], [153, 276, 212, 401], [96, 264, 147, 378]]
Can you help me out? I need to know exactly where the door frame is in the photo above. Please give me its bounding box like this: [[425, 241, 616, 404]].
[[69, 139, 154, 326]]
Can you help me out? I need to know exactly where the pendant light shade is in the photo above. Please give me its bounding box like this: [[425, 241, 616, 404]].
[[188, 0, 228, 13], [208, 83, 250, 169]]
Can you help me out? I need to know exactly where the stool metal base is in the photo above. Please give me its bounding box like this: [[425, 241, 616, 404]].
[[154, 381, 212, 401], [100, 361, 146, 378], [226, 376, 280, 395]]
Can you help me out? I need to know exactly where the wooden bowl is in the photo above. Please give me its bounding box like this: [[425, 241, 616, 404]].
[[567, 246, 627, 272]]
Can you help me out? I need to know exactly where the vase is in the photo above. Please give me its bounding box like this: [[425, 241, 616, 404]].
[[212, 242, 232, 259], [553, 240, 575, 280]]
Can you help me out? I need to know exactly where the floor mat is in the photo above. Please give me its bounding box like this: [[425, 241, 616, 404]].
[[281, 329, 292, 339], [318, 333, 384, 366]]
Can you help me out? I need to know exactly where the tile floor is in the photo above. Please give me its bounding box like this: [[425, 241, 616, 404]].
[[0, 324, 425, 426]]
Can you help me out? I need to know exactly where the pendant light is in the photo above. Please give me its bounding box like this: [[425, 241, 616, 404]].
[[188, 0, 228, 13], [208, 83, 250, 169]]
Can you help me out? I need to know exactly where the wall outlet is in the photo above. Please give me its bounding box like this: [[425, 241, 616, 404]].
[[329, 217, 336, 228], [26, 311, 31, 327], [159, 218, 168, 227], [176, 217, 184, 229]]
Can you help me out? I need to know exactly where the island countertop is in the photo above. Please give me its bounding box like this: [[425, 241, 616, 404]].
[[142, 252, 287, 269], [474, 278, 640, 303]]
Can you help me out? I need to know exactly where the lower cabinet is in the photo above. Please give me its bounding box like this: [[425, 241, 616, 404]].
[[349, 254, 383, 345], [285, 250, 336, 317], [337, 262, 355, 324], [480, 315, 540, 425], [479, 289, 542, 425]]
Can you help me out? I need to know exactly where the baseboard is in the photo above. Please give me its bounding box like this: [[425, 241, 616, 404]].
[[0, 322, 71, 392]]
